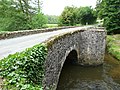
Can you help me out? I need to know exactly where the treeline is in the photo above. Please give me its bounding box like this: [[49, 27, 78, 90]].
[[0, 0, 119, 34], [59, 0, 120, 34], [59, 6, 97, 26], [46, 15, 58, 24], [0, 0, 47, 31]]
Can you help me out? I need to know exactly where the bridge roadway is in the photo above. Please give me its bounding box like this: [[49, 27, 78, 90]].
[[0, 26, 92, 60]]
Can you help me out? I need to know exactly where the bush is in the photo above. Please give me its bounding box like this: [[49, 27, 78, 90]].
[[31, 13, 47, 29], [58, 6, 77, 26], [0, 44, 47, 90]]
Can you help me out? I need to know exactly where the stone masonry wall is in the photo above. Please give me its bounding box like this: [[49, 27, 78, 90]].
[[0, 26, 76, 40], [43, 28, 106, 90], [79, 29, 106, 66]]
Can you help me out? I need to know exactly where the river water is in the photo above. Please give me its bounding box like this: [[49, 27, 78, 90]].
[[57, 54, 120, 90]]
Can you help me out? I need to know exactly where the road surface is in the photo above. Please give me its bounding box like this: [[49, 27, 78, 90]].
[[0, 26, 92, 60]]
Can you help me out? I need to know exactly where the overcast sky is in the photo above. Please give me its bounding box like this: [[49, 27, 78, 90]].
[[42, 0, 97, 15]]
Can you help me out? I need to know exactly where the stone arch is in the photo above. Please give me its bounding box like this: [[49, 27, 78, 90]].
[[64, 50, 78, 65], [56, 49, 79, 89]]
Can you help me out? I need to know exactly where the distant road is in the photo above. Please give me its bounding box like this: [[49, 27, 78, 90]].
[[0, 26, 92, 60]]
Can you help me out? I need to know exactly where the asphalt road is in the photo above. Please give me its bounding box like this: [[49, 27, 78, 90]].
[[0, 26, 92, 60]]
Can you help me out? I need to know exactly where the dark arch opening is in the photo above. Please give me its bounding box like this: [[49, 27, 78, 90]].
[[57, 50, 78, 90], [64, 50, 78, 65]]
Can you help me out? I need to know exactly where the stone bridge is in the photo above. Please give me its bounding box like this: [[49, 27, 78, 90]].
[[43, 27, 106, 89], [0, 26, 106, 90]]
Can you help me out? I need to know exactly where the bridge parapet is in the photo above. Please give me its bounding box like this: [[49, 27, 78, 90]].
[[0, 26, 76, 40], [43, 27, 106, 89]]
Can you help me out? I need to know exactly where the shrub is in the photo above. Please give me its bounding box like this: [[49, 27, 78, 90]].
[[0, 44, 47, 90]]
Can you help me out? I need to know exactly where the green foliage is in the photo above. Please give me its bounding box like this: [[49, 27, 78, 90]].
[[59, 6, 97, 26], [0, 0, 47, 31], [44, 24, 58, 28], [96, 0, 105, 19], [59, 6, 77, 26], [46, 15, 58, 24], [96, 0, 120, 34], [103, 0, 120, 34], [0, 0, 30, 31], [76, 6, 97, 25], [31, 13, 47, 29], [0, 44, 47, 90], [107, 35, 120, 60]]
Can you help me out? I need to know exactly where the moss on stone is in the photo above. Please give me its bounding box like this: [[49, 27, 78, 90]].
[[44, 29, 82, 49]]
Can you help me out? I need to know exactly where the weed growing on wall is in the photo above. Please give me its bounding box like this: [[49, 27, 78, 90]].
[[0, 44, 47, 90]]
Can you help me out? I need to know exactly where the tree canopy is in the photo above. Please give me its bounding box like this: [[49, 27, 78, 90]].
[[76, 6, 97, 25], [59, 6, 97, 26], [96, 0, 120, 34], [46, 15, 58, 24], [59, 6, 77, 26], [0, 0, 47, 31]]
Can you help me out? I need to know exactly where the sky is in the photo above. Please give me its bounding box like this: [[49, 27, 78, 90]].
[[42, 0, 97, 16]]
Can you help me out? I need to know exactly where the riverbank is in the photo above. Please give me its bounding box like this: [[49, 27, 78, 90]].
[[107, 34, 120, 60]]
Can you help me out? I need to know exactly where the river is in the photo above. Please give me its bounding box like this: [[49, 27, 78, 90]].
[[57, 54, 120, 90]]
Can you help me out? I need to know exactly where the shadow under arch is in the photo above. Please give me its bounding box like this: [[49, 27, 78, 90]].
[[57, 49, 78, 89], [64, 50, 78, 65]]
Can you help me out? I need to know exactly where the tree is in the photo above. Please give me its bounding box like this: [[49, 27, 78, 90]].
[[59, 6, 77, 26], [103, 0, 120, 33], [95, 0, 104, 19], [76, 7, 97, 25], [0, 0, 46, 31], [46, 15, 58, 24], [59, 6, 97, 26], [31, 13, 47, 29], [96, 0, 120, 34], [0, 0, 27, 31]]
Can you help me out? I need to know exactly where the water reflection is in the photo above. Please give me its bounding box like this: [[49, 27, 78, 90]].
[[57, 54, 120, 90], [105, 54, 120, 84]]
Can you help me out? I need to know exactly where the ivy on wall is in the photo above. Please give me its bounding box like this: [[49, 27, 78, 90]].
[[0, 44, 47, 90]]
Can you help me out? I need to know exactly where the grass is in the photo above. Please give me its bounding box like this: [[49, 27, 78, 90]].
[[44, 24, 58, 28], [107, 34, 120, 60], [0, 24, 59, 34], [0, 31, 9, 34], [44, 23, 82, 28]]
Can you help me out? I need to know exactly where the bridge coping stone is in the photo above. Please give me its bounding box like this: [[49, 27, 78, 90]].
[[0, 26, 77, 40]]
